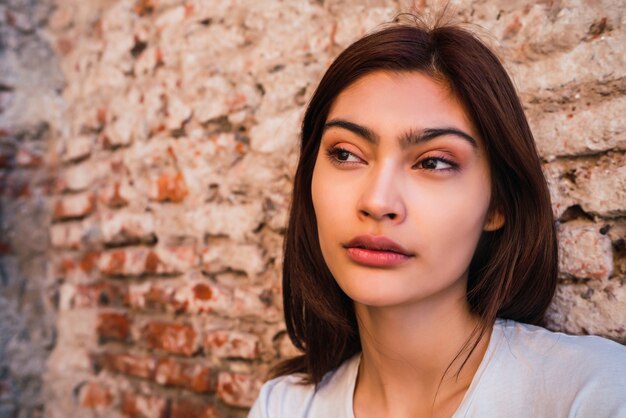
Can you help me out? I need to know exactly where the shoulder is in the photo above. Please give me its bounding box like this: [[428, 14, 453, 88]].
[[496, 319, 626, 373], [248, 354, 360, 418], [248, 373, 316, 418], [485, 319, 626, 416]]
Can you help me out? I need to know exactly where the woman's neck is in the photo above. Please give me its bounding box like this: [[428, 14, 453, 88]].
[[353, 287, 492, 418]]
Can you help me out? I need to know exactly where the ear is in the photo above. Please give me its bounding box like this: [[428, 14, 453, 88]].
[[483, 208, 505, 231]]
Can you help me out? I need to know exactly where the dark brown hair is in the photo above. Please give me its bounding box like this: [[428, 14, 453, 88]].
[[272, 19, 558, 385]]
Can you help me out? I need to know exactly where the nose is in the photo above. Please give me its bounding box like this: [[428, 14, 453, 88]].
[[357, 164, 406, 223]]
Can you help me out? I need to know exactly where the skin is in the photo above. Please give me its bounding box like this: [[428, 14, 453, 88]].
[[311, 70, 505, 418]]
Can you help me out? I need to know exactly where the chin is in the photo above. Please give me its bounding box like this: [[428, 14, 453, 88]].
[[334, 268, 468, 310], [345, 291, 403, 307], [335, 273, 422, 307]]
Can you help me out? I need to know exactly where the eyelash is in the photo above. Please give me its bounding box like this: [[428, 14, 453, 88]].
[[325, 146, 460, 172]]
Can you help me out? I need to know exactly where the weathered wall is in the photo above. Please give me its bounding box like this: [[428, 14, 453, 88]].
[[0, 0, 63, 416], [0, 0, 624, 417]]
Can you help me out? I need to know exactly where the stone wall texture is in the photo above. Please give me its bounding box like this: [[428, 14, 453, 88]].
[[0, 0, 624, 417], [0, 0, 63, 416]]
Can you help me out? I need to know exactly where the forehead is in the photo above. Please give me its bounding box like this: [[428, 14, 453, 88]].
[[326, 71, 481, 146]]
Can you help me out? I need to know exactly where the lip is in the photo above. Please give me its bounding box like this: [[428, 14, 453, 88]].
[[342, 235, 414, 267]]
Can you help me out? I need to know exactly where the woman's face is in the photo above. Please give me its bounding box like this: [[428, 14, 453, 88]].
[[311, 71, 504, 308]]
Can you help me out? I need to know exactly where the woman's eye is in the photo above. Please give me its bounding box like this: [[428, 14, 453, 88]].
[[326, 147, 363, 165], [336, 149, 352, 161], [415, 156, 458, 172]]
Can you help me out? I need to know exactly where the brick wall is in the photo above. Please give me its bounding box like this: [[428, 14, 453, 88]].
[[0, 0, 624, 417]]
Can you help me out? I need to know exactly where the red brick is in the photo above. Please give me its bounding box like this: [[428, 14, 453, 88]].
[[128, 282, 176, 312], [96, 311, 130, 342], [101, 249, 126, 275], [15, 147, 43, 167], [60, 162, 94, 192], [216, 372, 262, 408], [101, 211, 156, 245], [50, 175, 67, 195], [154, 357, 214, 393], [55, 251, 101, 282], [71, 281, 127, 308], [200, 243, 265, 277], [79, 381, 113, 409], [170, 398, 219, 418], [172, 281, 233, 315], [97, 352, 156, 380], [141, 321, 197, 356], [98, 246, 197, 277], [121, 392, 167, 418], [193, 202, 264, 242], [62, 135, 93, 163], [54, 257, 76, 278], [193, 283, 212, 300], [50, 222, 83, 249], [79, 251, 101, 274], [53, 193, 95, 220], [150, 171, 188, 202], [162, 246, 198, 271], [99, 181, 135, 207], [50, 220, 97, 249], [204, 330, 260, 359]]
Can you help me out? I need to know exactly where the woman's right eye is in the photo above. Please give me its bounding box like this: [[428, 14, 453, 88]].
[[325, 146, 363, 165]]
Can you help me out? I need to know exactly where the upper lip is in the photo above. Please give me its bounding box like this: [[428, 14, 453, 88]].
[[343, 235, 414, 256]]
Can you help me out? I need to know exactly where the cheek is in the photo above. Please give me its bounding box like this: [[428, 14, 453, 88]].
[[311, 159, 332, 240], [311, 159, 355, 255], [409, 174, 491, 263]]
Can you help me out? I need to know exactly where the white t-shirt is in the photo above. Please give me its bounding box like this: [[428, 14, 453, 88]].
[[248, 319, 626, 417]]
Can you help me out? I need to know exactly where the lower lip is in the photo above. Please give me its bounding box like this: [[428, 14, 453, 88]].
[[345, 247, 412, 267]]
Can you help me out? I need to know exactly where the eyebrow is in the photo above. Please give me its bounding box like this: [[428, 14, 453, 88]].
[[323, 119, 478, 150]]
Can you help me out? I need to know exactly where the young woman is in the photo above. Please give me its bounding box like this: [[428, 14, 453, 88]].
[[248, 19, 626, 418]]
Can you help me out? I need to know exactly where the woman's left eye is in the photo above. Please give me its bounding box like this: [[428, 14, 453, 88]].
[[414, 156, 459, 172]]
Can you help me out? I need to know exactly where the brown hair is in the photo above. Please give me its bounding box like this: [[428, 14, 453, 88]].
[[272, 19, 558, 385]]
